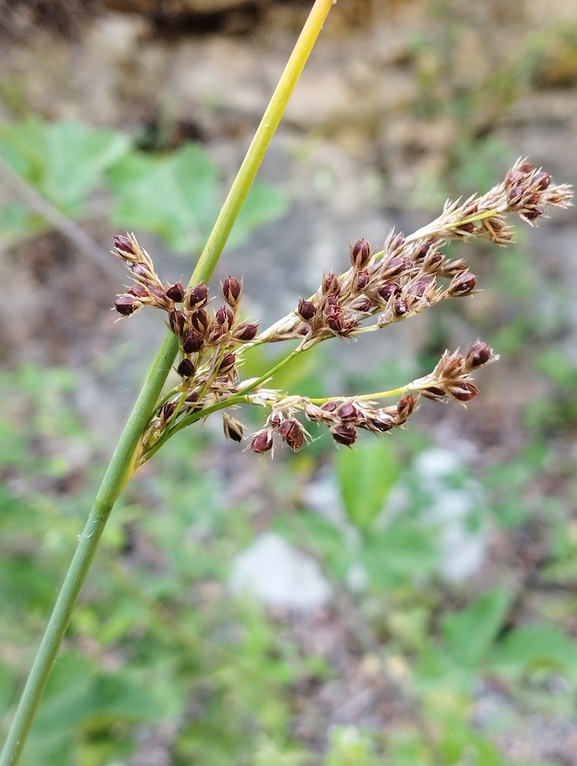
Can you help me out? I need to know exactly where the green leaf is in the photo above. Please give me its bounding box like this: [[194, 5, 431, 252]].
[[360, 522, 438, 587], [336, 439, 401, 530], [490, 623, 577, 678], [442, 588, 512, 667], [109, 142, 219, 253]]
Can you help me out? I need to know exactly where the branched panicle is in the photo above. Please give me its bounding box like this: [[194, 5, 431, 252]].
[[111, 161, 572, 460]]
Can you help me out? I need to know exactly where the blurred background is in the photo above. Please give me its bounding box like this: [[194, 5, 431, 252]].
[[2, 1, 577, 764]]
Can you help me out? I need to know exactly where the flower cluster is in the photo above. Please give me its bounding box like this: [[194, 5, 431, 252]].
[[110, 160, 572, 462]]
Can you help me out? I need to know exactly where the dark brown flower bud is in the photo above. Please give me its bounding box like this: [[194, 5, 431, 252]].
[[421, 386, 447, 401], [522, 209, 541, 221], [182, 329, 204, 354], [394, 298, 408, 316], [423, 249, 443, 273], [115, 295, 140, 316], [132, 263, 150, 279], [321, 401, 338, 413], [177, 358, 195, 378], [186, 390, 200, 405], [378, 282, 400, 302], [223, 412, 244, 443], [507, 186, 524, 206], [128, 284, 148, 298], [169, 309, 186, 336], [407, 276, 434, 297], [518, 161, 534, 174], [297, 299, 317, 320], [207, 324, 224, 343], [161, 401, 178, 422], [215, 306, 234, 330], [166, 282, 185, 302], [466, 341, 492, 368], [234, 323, 259, 342], [457, 221, 476, 234], [448, 272, 477, 296], [533, 171, 551, 190], [448, 381, 478, 402], [322, 273, 340, 296], [298, 323, 311, 336], [414, 243, 432, 262], [251, 430, 274, 454], [336, 402, 357, 421], [218, 353, 237, 375], [113, 234, 135, 255], [372, 411, 394, 432], [190, 308, 210, 336], [397, 394, 416, 422], [350, 295, 372, 312], [506, 169, 523, 187], [278, 419, 306, 451], [441, 259, 468, 278], [149, 285, 168, 304], [382, 257, 405, 278], [222, 276, 242, 307], [184, 283, 209, 310], [389, 232, 405, 250], [330, 424, 357, 447], [355, 271, 370, 290], [268, 411, 283, 427], [350, 238, 372, 270]]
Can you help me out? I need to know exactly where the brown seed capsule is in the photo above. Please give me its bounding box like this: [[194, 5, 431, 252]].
[[533, 171, 551, 190], [378, 282, 400, 302], [234, 323, 259, 342], [336, 402, 357, 421], [421, 386, 447, 401], [184, 283, 209, 310], [448, 381, 479, 402], [448, 272, 477, 297], [394, 298, 408, 316], [330, 424, 357, 447], [397, 394, 415, 422], [251, 430, 274, 454], [222, 276, 242, 307], [218, 353, 237, 375], [355, 271, 370, 290], [522, 209, 541, 221], [414, 243, 432, 262], [278, 419, 305, 451], [382, 256, 405, 278], [189, 309, 210, 336], [466, 341, 492, 368], [297, 299, 317, 320], [182, 330, 204, 354], [115, 295, 140, 316], [321, 401, 338, 413], [166, 282, 185, 302], [518, 160, 534, 174], [441, 259, 468, 278], [128, 284, 148, 298], [423, 249, 443, 273], [177, 358, 195, 378], [507, 186, 524, 206], [132, 263, 150, 279], [169, 309, 186, 336], [161, 401, 178, 422], [113, 234, 135, 255], [223, 412, 244, 443], [215, 306, 234, 330], [149, 285, 168, 304], [350, 238, 372, 270], [407, 277, 434, 297], [322, 273, 340, 296], [350, 295, 372, 312], [372, 411, 394, 432]]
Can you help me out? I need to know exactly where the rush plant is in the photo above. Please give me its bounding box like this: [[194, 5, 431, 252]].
[[0, 1, 572, 764]]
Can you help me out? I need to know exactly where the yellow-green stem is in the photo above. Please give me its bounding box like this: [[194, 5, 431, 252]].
[[0, 2, 334, 764]]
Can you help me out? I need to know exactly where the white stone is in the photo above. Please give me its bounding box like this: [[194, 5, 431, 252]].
[[229, 532, 332, 611]]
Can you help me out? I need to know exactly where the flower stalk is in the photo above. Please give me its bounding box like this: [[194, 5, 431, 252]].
[[0, 2, 335, 764]]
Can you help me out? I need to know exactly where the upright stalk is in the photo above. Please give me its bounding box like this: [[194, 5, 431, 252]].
[[0, 2, 334, 764]]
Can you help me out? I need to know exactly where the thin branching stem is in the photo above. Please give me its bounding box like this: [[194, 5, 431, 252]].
[[0, 2, 334, 764]]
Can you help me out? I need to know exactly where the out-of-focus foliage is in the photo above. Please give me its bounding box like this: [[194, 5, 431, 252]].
[[0, 117, 287, 254]]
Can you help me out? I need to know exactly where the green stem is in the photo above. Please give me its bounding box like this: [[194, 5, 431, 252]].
[[0, 2, 334, 764]]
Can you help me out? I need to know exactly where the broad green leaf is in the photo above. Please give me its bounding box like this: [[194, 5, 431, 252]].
[[109, 142, 219, 252], [42, 121, 131, 211], [360, 522, 438, 587], [490, 623, 577, 678], [442, 588, 512, 667], [336, 439, 400, 530]]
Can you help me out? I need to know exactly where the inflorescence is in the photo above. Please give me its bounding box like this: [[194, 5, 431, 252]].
[[112, 159, 572, 464]]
